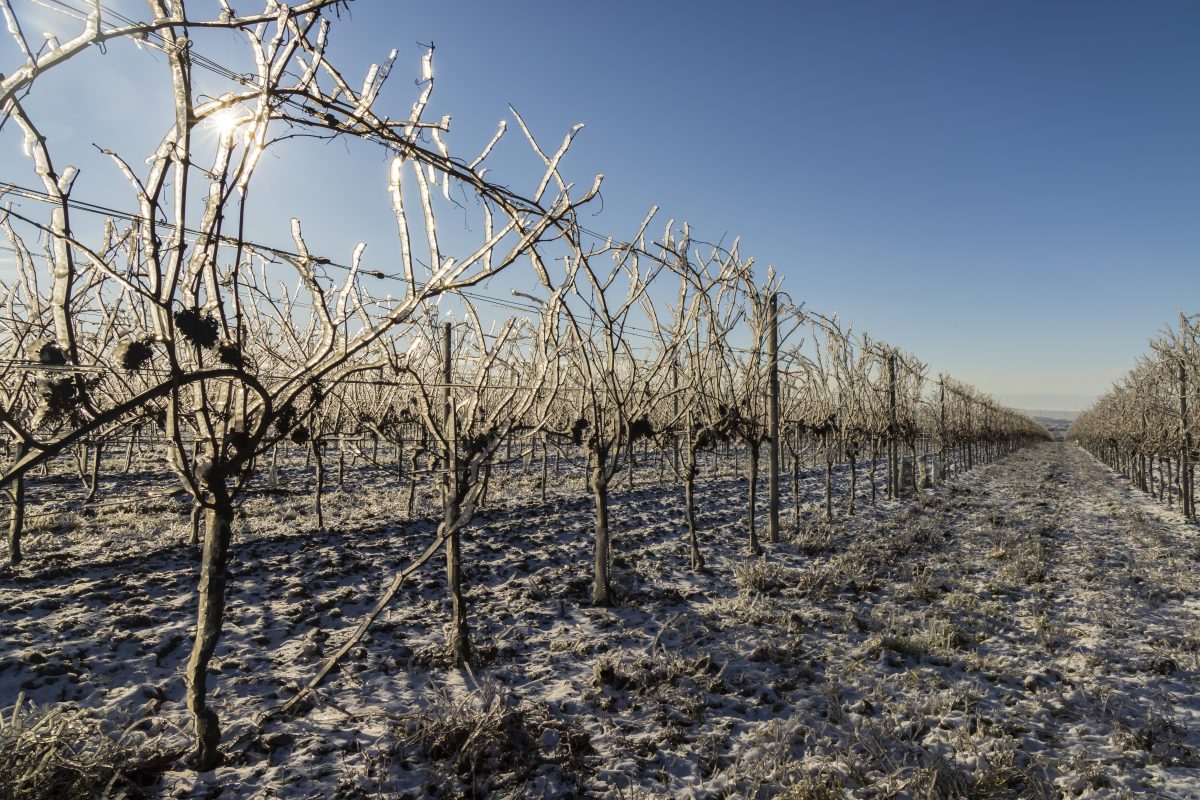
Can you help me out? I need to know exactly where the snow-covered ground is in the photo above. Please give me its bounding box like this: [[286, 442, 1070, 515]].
[[2, 442, 1199, 798]]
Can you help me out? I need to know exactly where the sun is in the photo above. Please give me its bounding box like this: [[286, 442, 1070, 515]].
[[206, 106, 246, 139]]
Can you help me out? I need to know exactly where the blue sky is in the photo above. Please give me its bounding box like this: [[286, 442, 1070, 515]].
[[2, 1, 1197, 411]]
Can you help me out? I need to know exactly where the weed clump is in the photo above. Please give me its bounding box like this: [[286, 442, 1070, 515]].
[[733, 559, 794, 596], [392, 683, 592, 796], [0, 697, 161, 800], [793, 520, 839, 556]]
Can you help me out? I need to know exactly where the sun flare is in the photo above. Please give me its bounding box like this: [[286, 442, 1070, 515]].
[[207, 106, 246, 139]]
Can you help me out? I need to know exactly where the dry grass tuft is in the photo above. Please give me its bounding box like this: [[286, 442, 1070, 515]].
[[392, 681, 593, 796], [793, 520, 840, 556], [733, 558, 794, 596], [0, 696, 166, 800]]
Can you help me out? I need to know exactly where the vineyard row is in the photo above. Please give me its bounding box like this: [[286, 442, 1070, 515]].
[[1068, 314, 1199, 521], [0, 0, 1047, 772]]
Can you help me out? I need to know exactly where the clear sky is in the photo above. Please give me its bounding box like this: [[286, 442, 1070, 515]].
[[2, 1, 1197, 411]]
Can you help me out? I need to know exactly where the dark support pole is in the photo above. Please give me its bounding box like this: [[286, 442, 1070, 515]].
[[767, 292, 781, 543], [938, 378, 947, 483], [1181, 357, 1194, 521], [443, 322, 470, 665], [887, 353, 898, 498]]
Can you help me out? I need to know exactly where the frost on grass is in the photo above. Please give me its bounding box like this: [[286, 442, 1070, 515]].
[[0, 696, 173, 800], [5, 443, 1200, 797], [385, 681, 595, 798], [733, 558, 797, 596]]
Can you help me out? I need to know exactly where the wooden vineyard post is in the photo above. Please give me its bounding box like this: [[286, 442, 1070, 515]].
[[965, 402, 973, 471], [1139, 412, 1149, 493], [1181, 358, 1194, 520], [396, 433, 403, 482], [541, 437, 549, 505], [443, 322, 470, 665], [6, 442, 25, 565], [443, 322, 455, 505], [887, 353, 898, 499], [938, 378, 947, 483], [672, 361, 681, 475], [685, 404, 704, 570], [767, 292, 781, 544], [506, 374, 515, 471]]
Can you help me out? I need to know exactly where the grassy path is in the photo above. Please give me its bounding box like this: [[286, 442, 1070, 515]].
[[798, 442, 1200, 798]]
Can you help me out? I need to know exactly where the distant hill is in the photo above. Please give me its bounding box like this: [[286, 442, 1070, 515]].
[[1016, 409, 1079, 422], [1029, 415, 1073, 442]]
